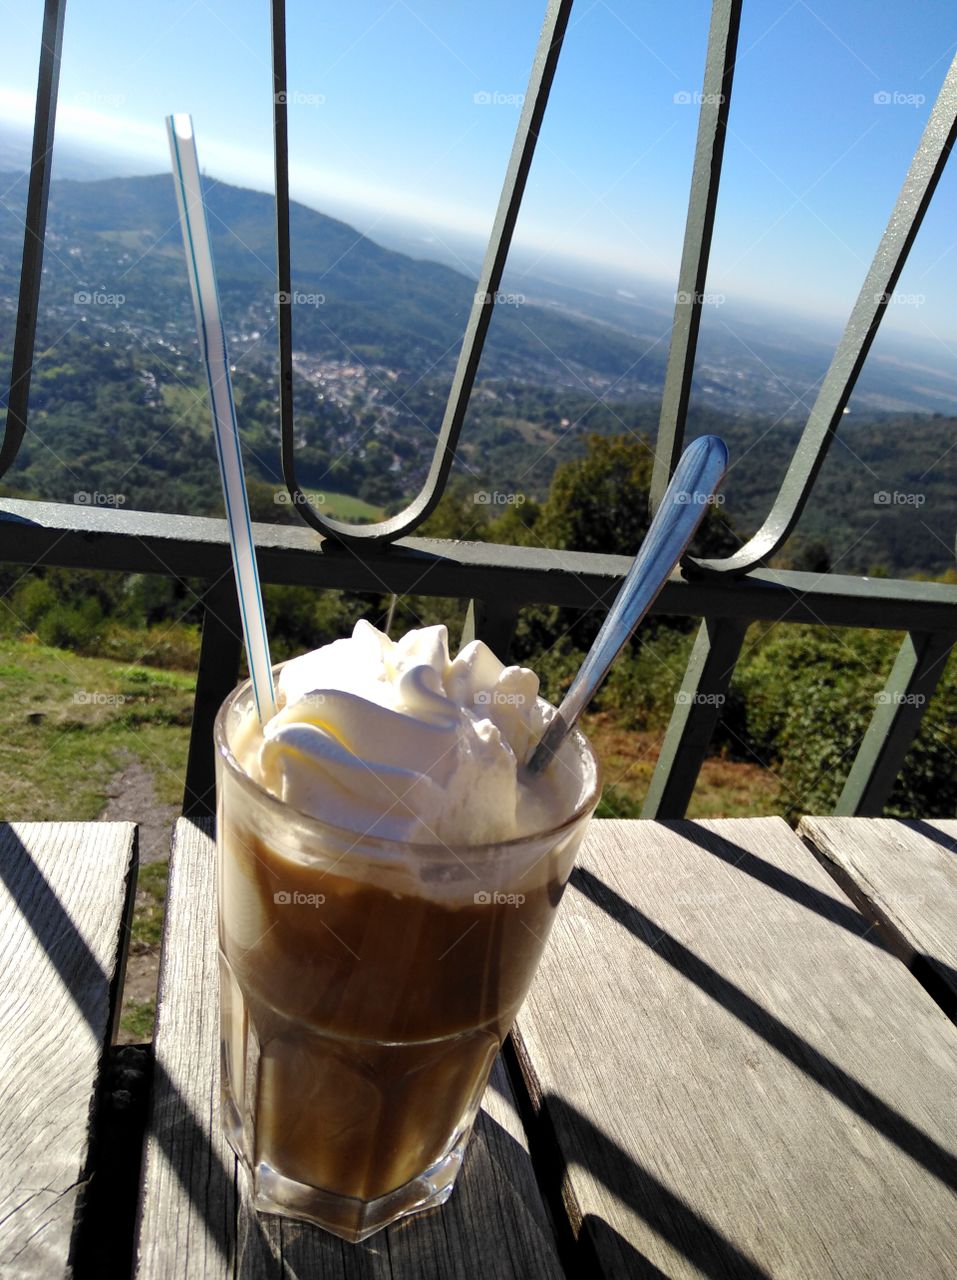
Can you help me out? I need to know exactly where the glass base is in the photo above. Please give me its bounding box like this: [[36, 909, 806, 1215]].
[[223, 1088, 468, 1242]]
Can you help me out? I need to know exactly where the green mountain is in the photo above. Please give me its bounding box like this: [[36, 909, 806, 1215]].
[[0, 171, 664, 386], [0, 170, 954, 578]]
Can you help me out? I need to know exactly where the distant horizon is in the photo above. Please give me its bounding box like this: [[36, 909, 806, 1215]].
[[4, 120, 957, 364]]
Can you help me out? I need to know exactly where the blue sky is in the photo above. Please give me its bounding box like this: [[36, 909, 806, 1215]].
[[3, 0, 956, 341]]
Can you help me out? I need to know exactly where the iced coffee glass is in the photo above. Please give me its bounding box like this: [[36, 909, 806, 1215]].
[[214, 674, 600, 1242]]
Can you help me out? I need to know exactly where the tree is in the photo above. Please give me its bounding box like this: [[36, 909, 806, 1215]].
[[773, 537, 832, 574], [415, 476, 492, 542], [496, 433, 740, 689], [727, 624, 957, 820], [535, 433, 739, 560]]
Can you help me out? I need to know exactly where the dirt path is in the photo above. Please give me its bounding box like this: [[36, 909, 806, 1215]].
[[100, 757, 180, 863], [99, 758, 180, 1042]]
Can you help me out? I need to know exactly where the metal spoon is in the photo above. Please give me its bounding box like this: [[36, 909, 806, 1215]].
[[525, 434, 729, 776]]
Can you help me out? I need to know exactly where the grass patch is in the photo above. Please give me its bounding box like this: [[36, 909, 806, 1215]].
[[132, 860, 169, 949], [583, 712, 781, 820], [0, 636, 194, 819], [596, 785, 642, 819], [120, 998, 156, 1042], [689, 756, 782, 819], [305, 489, 385, 522]]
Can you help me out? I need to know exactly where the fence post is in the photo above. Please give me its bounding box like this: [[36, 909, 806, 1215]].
[[642, 616, 747, 818], [183, 582, 243, 818], [836, 631, 955, 816]]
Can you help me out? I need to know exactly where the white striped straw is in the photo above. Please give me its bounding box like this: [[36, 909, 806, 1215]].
[[166, 113, 276, 723]]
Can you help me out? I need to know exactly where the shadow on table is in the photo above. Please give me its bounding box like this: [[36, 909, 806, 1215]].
[[673, 820, 889, 950], [236, 1096, 703, 1279], [231, 1104, 568, 1279], [540, 1098, 772, 1280], [913, 955, 957, 1023], [0, 827, 236, 1275], [491, 1051, 771, 1280], [707, 815, 957, 1024], [569, 863, 957, 1194], [0, 823, 126, 1038], [8, 815, 953, 1278], [899, 818, 957, 856], [6, 823, 590, 1277]]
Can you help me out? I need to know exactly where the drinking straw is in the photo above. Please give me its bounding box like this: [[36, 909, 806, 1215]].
[[166, 114, 276, 723]]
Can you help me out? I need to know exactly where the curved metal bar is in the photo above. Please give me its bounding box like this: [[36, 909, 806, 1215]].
[[650, 0, 742, 513], [0, 0, 67, 481], [691, 51, 957, 577], [272, 0, 574, 545]]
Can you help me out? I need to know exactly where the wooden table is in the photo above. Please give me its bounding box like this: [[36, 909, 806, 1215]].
[[2, 817, 955, 1278]]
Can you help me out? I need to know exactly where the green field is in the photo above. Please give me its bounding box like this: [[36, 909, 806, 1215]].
[[305, 489, 385, 522], [0, 636, 193, 818]]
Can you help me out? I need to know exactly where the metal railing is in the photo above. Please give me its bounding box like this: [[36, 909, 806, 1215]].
[[1, 0, 955, 821]]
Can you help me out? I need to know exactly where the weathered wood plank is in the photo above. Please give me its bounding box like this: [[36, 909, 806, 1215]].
[[135, 817, 236, 1280], [0, 821, 137, 1278], [800, 816, 957, 1017], [514, 817, 957, 1278], [135, 818, 562, 1279]]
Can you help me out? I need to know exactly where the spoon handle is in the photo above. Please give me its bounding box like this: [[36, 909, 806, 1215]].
[[526, 434, 729, 776]]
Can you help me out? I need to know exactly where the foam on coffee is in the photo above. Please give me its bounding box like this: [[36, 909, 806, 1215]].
[[230, 620, 590, 851]]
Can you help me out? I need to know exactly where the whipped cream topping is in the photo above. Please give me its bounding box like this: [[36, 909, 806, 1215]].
[[232, 620, 583, 844]]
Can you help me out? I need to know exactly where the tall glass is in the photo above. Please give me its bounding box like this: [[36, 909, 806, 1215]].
[[214, 674, 600, 1242]]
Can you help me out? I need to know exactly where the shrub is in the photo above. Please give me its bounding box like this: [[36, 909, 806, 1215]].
[[728, 625, 957, 819], [11, 577, 58, 629], [598, 627, 697, 731], [36, 600, 103, 650], [596, 785, 643, 819], [100, 623, 201, 670]]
